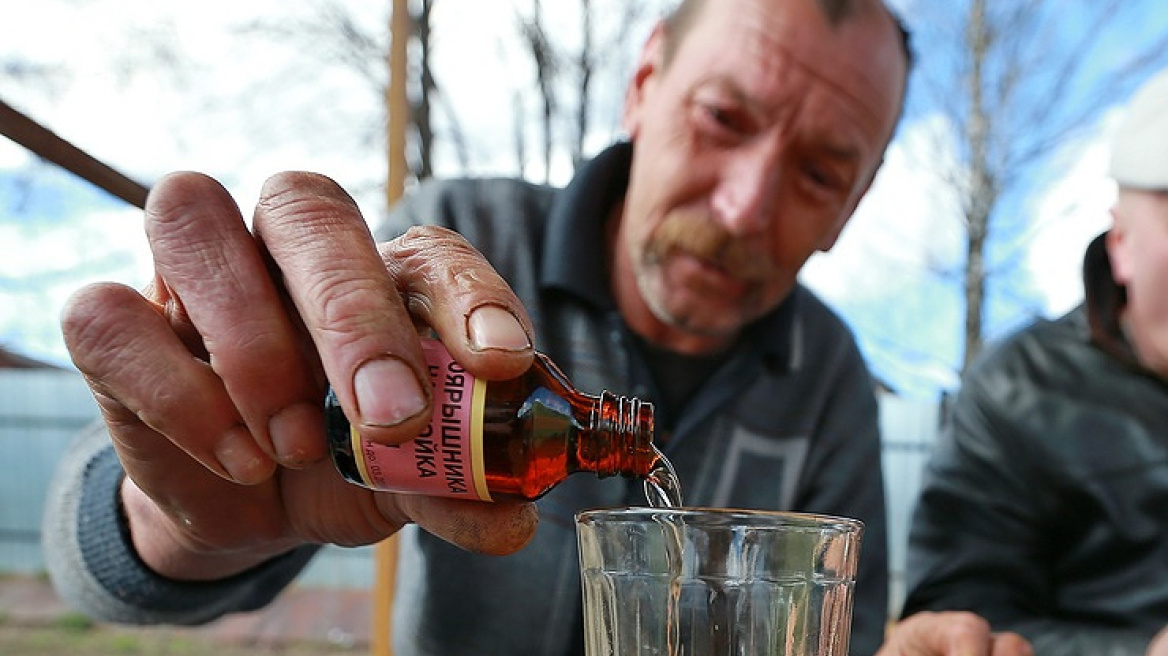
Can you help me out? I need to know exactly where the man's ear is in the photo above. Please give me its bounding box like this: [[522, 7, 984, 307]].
[[622, 22, 668, 138], [1106, 206, 1132, 284]]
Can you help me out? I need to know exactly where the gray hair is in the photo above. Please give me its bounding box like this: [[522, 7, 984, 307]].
[[661, 0, 913, 72]]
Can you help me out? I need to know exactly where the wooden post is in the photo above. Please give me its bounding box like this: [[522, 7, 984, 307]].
[[0, 98, 149, 209], [386, 0, 411, 210], [371, 0, 411, 655]]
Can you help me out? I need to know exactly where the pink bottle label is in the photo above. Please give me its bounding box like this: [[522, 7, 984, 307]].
[[350, 339, 492, 501]]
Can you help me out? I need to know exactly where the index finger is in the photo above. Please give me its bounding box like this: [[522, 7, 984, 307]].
[[251, 172, 433, 447], [254, 174, 534, 450], [143, 172, 328, 471]]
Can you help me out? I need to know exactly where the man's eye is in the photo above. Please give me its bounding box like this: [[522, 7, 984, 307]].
[[698, 103, 749, 137], [805, 167, 831, 186], [803, 165, 838, 190], [706, 105, 732, 127]]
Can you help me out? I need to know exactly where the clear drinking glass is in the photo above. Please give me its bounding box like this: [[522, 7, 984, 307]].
[[576, 507, 863, 656]]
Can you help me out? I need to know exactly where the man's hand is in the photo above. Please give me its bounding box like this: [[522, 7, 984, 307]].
[[62, 171, 538, 581], [1146, 625, 1168, 656], [876, 612, 1033, 656]]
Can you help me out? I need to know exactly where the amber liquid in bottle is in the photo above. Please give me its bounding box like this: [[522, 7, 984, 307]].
[[326, 338, 666, 502]]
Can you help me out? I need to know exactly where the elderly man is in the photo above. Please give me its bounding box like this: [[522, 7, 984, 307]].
[[42, 1, 1010, 654]]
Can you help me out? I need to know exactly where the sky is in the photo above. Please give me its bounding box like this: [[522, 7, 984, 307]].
[[0, 0, 1161, 398]]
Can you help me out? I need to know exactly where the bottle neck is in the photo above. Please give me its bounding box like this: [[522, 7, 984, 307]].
[[580, 390, 657, 478]]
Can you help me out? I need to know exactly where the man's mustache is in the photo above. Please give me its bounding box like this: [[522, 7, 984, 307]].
[[646, 210, 774, 281]]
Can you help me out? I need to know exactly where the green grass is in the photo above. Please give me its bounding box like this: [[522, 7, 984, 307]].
[[51, 612, 94, 632]]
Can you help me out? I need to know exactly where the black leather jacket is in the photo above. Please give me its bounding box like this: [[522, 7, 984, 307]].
[[901, 233, 1168, 655]]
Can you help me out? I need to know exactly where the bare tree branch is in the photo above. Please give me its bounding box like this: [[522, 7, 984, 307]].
[[900, 0, 1168, 370]]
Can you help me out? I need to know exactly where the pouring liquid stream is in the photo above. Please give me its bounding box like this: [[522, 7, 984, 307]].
[[643, 445, 685, 656], [643, 445, 683, 509]]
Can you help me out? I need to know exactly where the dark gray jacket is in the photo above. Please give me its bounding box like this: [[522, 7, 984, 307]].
[[43, 143, 889, 656], [902, 234, 1168, 655]]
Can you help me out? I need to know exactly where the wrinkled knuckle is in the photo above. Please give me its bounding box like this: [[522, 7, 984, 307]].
[[60, 284, 110, 346], [145, 175, 240, 260], [206, 322, 284, 362], [399, 224, 469, 246], [264, 171, 347, 197], [387, 225, 475, 263], [313, 270, 385, 338], [258, 172, 358, 228], [254, 173, 366, 260], [945, 611, 991, 639], [147, 172, 225, 221], [133, 383, 198, 436], [385, 226, 493, 292], [61, 283, 142, 364]]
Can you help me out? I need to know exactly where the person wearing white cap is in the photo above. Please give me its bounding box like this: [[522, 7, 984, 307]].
[[1105, 67, 1168, 378], [895, 66, 1168, 656]]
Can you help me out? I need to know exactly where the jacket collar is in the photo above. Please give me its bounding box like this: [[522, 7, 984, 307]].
[[541, 141, 631, 310]]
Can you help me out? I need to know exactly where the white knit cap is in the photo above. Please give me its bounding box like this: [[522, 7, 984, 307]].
[[1110, 67, 1168, 190]]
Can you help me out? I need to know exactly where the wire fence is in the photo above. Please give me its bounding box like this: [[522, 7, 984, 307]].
[[879, 394, 945, 615], [0, 369, 940, 600], [0, 369, 94, 575], [0, 368, 374, 587]]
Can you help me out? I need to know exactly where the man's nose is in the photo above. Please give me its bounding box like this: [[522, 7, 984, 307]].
[[709, 145, 779, 235]]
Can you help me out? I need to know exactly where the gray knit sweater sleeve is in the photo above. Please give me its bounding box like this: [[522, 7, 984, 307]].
[[42, 420, 319, 625]]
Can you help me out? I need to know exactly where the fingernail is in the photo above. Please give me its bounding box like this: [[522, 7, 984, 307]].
[[269, 402, 325, 467], [216, 425, 276, 485], [467, 305, 531, 352], [354, 356, 428, 427]]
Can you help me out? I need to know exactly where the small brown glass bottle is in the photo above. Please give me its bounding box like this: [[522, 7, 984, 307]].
[[325, 337, 659, 501]]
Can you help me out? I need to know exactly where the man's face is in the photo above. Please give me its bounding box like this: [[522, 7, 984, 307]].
[[1108, 189, 1168, 376], [614, 0, 905, 353]]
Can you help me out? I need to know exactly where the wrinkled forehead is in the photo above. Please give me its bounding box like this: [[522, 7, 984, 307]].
[[675, 0, 906, 140]]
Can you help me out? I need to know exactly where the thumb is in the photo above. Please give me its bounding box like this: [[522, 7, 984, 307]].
[[383, 495, 539, 555]]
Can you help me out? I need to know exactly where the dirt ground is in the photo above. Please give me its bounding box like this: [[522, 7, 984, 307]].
[[0, 621, 364, 656], [0, 574, 372, 654]]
